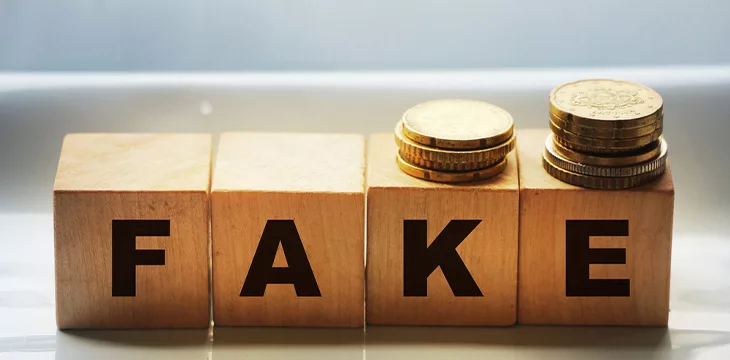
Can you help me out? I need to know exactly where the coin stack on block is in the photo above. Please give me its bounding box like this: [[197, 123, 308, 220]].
[[543, 79, 668, 189], [394, 99, 516, 183]]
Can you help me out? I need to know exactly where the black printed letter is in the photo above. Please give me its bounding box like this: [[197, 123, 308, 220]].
[[403, 220, 483, 297], [240, 220, 321, 297], [566, 220, 630, 297], [111, 220, 169, 296]]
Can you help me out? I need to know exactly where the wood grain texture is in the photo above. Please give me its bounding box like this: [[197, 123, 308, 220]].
[[53, 133, 212, 329], [213, 132, 364, 193], [54, 133, 211, 191], [517, 129, 674, 326], [212, 132, 365, 327], [366, 133, 519, 326]]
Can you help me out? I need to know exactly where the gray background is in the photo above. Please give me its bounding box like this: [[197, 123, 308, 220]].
[[3, 1, 730, 359], [2, 0, 730, 71]]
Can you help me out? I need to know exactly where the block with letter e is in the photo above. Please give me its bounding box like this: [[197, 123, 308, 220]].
[[366, 134, 519, 325], [211, 132, 365, 327], [53, 133, 212, 329], [517, 129, 674, 326]]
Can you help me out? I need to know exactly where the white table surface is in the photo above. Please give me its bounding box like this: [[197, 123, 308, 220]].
[[1, 67, 730, 359]]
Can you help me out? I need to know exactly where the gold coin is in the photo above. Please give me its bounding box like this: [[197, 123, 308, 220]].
[[552, 135, 663, 167], [402, 99, 514, 150], [550, 119, 662, 152], [542, 155, 666, 189], [549, 79, 663, 129], [395, 121, 515, 164], [397, 153, 507, 183], [544, 134, 667, 177], [550, 112, 662, 140], [398, 149, 502, 171]]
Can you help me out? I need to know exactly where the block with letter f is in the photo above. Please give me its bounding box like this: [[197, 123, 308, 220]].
[[53, 134, 212, 329]]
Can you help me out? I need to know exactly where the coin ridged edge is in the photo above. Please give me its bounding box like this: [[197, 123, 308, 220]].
[[552, 136, 663, 167], [550, 112, 662, 140], [396, 153, 508, 183], [549, 106, 664, 130], [544, 135, 668, 177], [401, 99, 515, 150], [402, 125, 514, 151], [550, 119, 662, 150], [542, 155, 667, 189], [552, 135, 634, 154], [398, 149, 504, 171], [395, 121, 516, 163]]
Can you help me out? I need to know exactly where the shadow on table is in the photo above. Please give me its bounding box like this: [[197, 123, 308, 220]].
[[365, 325, 672, 359], [365, 325, 730, 359], [211, 325, 677, 359], [50, 324, 730, 359], [213, 327, 364, 360], [55, 328, 210, 360], [213, 326, 364, 345], [366, 325, 668, 347]]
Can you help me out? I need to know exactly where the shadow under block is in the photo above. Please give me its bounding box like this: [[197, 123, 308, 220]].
[[517, 129, 674, 326], [212, 133, 365, 327], [53, 133, 212, 329], [366, 134, 519, 326]]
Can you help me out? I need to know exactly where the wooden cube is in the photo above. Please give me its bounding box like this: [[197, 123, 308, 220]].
[[366, 134, 519, 326], [212, 133, 365, 327], [53, 133, 212, 329], [517, 129, 674, 326]]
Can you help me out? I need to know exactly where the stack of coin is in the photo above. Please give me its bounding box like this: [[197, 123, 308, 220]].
[[394, 99, 516, 183], [543, 79, 668, 189]]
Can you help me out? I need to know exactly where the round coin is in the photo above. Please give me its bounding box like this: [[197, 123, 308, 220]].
[[398, 149, 503, 171], [395, 121, 515, 164], [550, 119, 662, 152], [544, 134, 667, 177], [542, 156, 667, 189], [402, 99, 514, 150], [552, 135, 662, 167], [397, 153, 507, 183], [550, 112, 662, 140], [549, 79, 663, 129]]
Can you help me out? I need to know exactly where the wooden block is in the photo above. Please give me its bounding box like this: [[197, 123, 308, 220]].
[[517, 129, 674, 326], [366, 133, 519, 326], [53, 133, 212, 329], [212, 132, 365, 327]]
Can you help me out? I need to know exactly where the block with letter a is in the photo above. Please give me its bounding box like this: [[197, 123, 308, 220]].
[[53, 133, 212, 329], [366, 134, 519, 325], [517, 129, 674, 325], [211, 132, 365, 327]]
